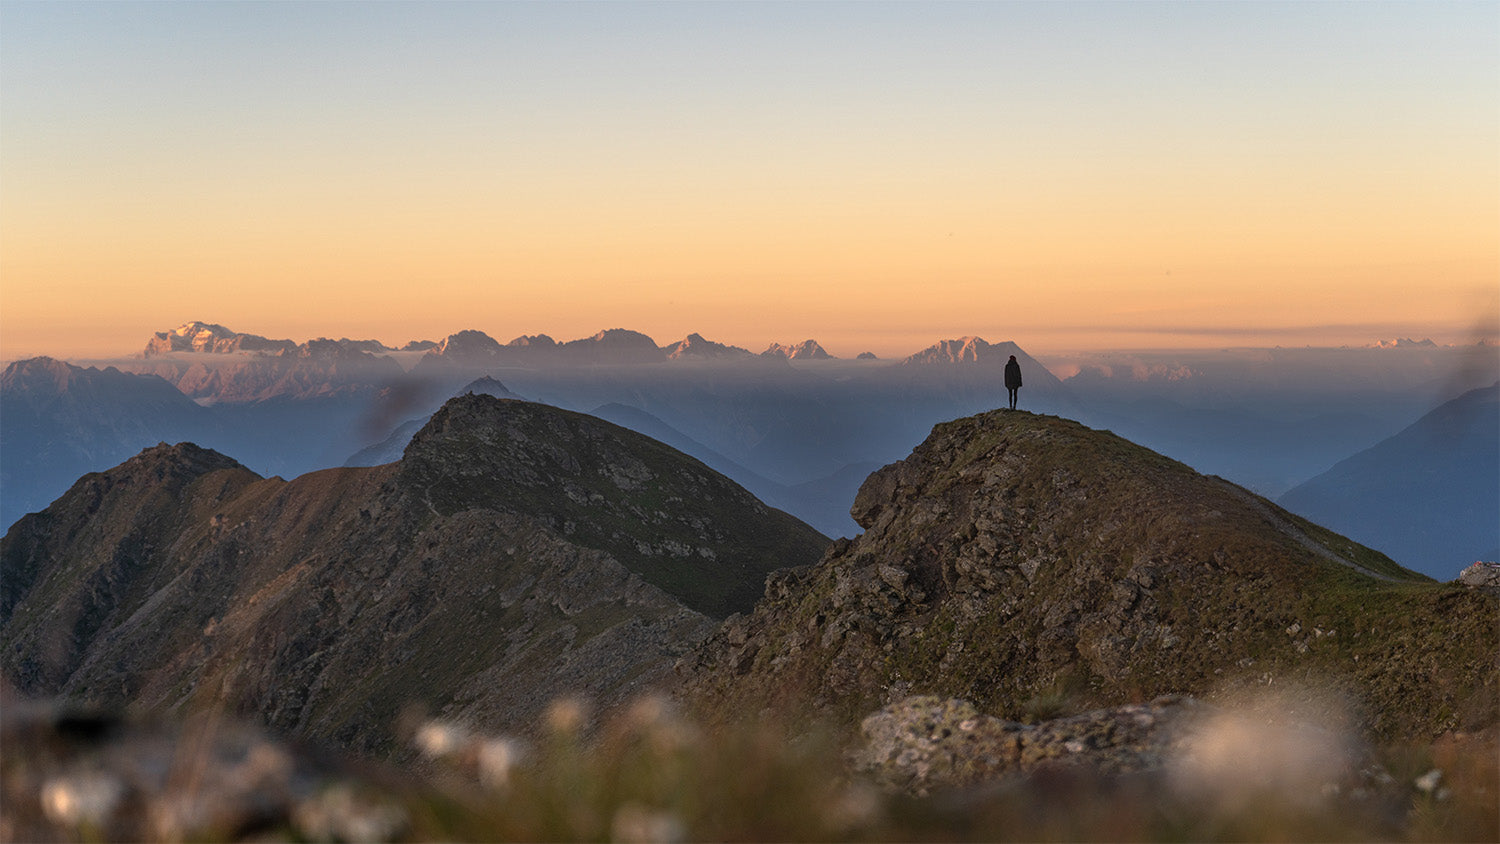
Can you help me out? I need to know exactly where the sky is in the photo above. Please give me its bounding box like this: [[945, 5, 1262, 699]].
[[2, 1, 1496, 360]]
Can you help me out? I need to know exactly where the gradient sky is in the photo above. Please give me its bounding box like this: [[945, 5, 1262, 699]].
[[2, 1, 1496, 360]]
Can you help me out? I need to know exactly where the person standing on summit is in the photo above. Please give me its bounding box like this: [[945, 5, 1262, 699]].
[[1004, 354, 1022, 410]]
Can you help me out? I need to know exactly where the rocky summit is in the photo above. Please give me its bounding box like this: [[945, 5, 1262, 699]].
[[0, 394, 828, 756], [679, 409, 1498, 742]]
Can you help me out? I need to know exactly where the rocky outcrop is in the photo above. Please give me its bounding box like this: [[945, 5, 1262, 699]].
[[852, 694, 1205, 794], [2, 395, 827, 756], [679, 410, 1499, 742], [1458, 561, 1500, 595]]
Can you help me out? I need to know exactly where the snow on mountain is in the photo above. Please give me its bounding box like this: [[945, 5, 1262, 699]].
[[507, 334, 558, 349], [664, 333, 754, 360], [428, 330, 505, 361], [144, 322, 296, 356], [901, 336, 1005, 365], [762, 340, 833, 360], [142, 322, 398, 359]]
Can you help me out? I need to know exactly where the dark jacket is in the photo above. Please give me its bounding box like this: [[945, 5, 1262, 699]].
[[1004, 359, 1022, 389]]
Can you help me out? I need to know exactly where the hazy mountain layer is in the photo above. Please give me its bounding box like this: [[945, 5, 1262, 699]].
[[1, 395, 828, 755], [14, 325, 1497, 551], [0, 358, 220, 528], [1279, 383, 1500, 578], [679, 409, 1497, 743], [131, 340, 405, 403]]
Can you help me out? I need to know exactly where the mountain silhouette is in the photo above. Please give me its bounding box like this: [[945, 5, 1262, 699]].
[[0, 357, 219, 528], [1279, 383, 1500, 578]]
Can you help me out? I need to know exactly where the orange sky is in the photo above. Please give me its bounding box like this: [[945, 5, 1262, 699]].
[[2, 2, 1496, 360]]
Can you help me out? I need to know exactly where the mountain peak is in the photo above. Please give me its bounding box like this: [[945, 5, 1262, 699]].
[[681, 408, 1494, 742], [0, 356, 182, 400], [585, 328, 657, 345], [143, 322, 296, 356], [902, 336, 1008, 365], [507, 333, 557, 348], [1, 356, 71, 386], [430, 329, 503, 359], [762, 340, 833, 360], [562, 329, 665, 364], [2, 393, 827, 751], [399, 393, 826, 617], [664, 333, 754, 360], [119, 441, 251, 479], [456, 375, 521, 399]]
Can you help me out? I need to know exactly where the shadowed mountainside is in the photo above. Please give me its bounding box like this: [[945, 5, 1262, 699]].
[[679, 409, 1498, 743], [1279, 383, 1500, 579], [0, 395, 828, 755], [0, 357, 221, 529]]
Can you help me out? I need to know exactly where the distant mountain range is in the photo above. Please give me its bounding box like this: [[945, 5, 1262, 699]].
[[0, 356, 392, 529], [137, 322, 853, 367], [6, 321, 1497, 554]]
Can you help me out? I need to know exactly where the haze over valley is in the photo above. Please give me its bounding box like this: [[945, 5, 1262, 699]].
[[4, 320, 1496, 581]]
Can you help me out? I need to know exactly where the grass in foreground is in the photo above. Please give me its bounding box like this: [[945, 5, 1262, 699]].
[[398, 696, 1497, 843]]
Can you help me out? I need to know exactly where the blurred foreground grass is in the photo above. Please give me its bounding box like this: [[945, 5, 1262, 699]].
[[399, 696, 1496, 843], [6, 693, 1496, 842]]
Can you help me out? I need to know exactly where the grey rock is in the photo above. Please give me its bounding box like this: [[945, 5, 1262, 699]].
[[852, 694, 1203, 795], [1457, 561, 1500, 595]]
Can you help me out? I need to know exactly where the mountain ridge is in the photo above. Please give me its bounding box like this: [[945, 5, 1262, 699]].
[[1279, 382, 1500, 577], [0, 358, 221, 528], [679, 408, 1496, 742], [1, 394, 829, 754]]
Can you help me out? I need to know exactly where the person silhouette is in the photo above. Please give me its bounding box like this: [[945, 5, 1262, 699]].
[[1004, 354, 1022, 410]]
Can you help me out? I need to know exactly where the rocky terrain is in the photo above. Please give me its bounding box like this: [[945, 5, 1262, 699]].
[[679, 409, 1498, 743], [3, 401, 1496, 841], [0, 394, 828, 755]]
